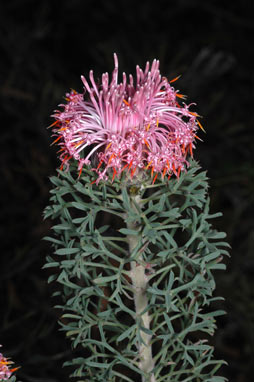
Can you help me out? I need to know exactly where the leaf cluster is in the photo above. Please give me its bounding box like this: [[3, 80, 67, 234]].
[[44, 161, 229, 382]]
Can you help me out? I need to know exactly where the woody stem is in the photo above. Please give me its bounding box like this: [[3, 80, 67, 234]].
[[127, 194, 155, 382]]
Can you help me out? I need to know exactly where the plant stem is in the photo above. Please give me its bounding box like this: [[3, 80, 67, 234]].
[[127, 194, 155, 382]]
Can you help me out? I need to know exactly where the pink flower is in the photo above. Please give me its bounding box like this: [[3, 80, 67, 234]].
[[50, 54, 203, 183], [0, 346, 18, 380]]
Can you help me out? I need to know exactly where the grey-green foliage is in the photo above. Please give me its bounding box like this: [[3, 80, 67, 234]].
[[4, 376, 21, 382], [44, 160, 229, 382]]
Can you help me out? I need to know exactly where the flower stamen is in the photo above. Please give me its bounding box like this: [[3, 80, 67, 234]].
[[152, 173, 158, 184], [131, 167, 137, 178], [197, 119, 206, 132], [97, 160, 103, 170], [51, 136, 62, 145], [123, 99, 130, 106], [170, 74, 181, 83], [176, 93, 186, 99], [112, 168, 117, 182], [146, 161, 152, 170], [144, 139, 150, 148]]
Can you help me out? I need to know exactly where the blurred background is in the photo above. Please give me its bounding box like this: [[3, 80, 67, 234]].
[[0, 0, 253, 381]]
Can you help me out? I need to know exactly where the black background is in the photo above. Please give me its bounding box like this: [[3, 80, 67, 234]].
[[0, 1, 253, 381]]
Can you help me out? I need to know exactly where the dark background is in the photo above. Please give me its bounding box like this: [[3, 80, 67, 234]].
[[0, 0, 253, 381]]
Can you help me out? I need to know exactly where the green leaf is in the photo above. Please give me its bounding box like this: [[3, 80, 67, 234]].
[[62, 313, 82, 319], [93, 274, 119, 285], [52, 223, 71, 230], [47, 274, 57, 283], [118, 228, 139, 235], [117, 324, 136, 342], [162, 231, 177, 248], [71, 201, 90, 211], [55, 247, 80, 255], [139, 325, 153, 336], [121, 187, 131, 210], [43, 262, 59, 268], [163, 312, 174, 333], [43, 236, 63, 245]]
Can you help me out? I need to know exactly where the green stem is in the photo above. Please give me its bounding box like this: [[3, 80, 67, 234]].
[[127, 194, 155, 382]]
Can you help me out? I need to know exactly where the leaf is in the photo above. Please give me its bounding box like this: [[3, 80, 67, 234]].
[[71, 201, 90, 211], [162, 231, 177, 248], [55, 247, 80, 255], [118, 228, 139, 235], [62, 313, 82, 319], [163, 312, 174, 333], [207, 231, 227, 240], [203, 251, 221, 263], [117, 324, 136, 342], [207, 263, 227, 271], [93, 274, 119, 285], [43, 236, 63, 245], [52, 223, 71, 231], [43, 262, 59, 268], [139, 325, 153, 336], [121, 187, 131, 210], [47, 274, 57, 283]]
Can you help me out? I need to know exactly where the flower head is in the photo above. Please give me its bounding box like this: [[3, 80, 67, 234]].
[[50, 54, 203, 183], [0, 346, 18, 380]]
